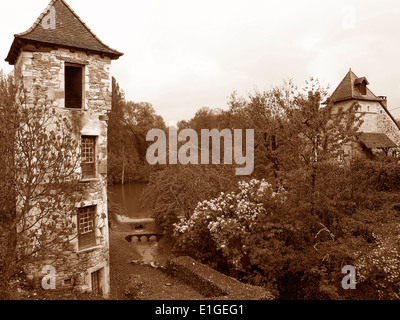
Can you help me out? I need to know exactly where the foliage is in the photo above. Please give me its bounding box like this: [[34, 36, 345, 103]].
[[108, 78, 166, 185], [355, 227, 400, 300], [173, 179, 285, 278], [110, 74, 400, 299], [0, 71, 83, 296], [171, 158, 400, 299], [142, 164, 238, 233], [166, 78, 400, 299]]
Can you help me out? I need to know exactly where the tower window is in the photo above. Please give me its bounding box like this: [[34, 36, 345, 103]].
[[359, 84, 367, 95], [355, 77, 369, 96], [81, 136, 97, 179], [78, 206, 97, 250], [65, 65, 84, 109]]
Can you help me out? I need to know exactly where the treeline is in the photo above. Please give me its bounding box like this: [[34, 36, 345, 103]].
[[143, 78, 362, 230], [108, 78, 166, 185]]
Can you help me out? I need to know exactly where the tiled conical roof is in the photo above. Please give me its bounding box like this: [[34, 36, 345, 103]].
[[5, 0, 123, 65], [330, 69, 381, 103]]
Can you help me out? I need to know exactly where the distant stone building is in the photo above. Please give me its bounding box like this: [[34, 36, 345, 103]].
[[330, 69, 400, 159], [5, 0, 123, 297]]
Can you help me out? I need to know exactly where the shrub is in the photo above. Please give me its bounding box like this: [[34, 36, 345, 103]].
[[350, 157, 400, 192], [355, 224, 400, 300], [173, 179, 287, 292], [172, 158, 400, 299]]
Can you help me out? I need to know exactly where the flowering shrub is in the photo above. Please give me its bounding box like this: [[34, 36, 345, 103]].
[[171, 160, 400, 299], [174, 179, 286, 274], [355, 227, 400, 299]]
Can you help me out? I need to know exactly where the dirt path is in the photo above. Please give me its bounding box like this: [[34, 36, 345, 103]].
[[109, 225, 205, 300]]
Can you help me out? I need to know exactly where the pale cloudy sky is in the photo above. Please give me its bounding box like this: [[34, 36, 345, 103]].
[[1, 0, 400, 123]]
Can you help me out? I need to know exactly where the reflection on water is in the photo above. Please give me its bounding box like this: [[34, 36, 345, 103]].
[[108, 183, 152, 219]]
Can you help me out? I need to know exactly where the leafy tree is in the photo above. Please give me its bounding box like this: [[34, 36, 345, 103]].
[[225, 89, 286, 185], [142, 164, 238, 232], [108, 78, 166, 184], [0, 72, 82, 297], [169, 77, 391, 299], [178, 107, 227, 131]]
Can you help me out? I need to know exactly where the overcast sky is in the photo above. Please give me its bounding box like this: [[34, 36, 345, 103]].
[[1, 0, 400, 123]]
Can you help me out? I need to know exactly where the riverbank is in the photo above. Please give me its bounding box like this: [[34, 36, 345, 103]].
[[6, 221, 265, 300], [109, 223, 206, 300]]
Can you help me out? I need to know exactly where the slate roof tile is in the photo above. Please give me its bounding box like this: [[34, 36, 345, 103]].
[[6, 0, 123, 64], [330, 69, 380, 103]]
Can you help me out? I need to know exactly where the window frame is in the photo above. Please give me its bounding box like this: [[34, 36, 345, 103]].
[[64, 63, 85, 109], [77, 205, 97, 251], [81, 136, 98, 181], [91, 269, 103, 296]]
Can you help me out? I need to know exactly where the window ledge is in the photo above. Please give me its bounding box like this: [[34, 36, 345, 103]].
[[77, 245, 103, 254]]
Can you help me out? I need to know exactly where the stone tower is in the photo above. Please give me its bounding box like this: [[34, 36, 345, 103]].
[[5, 0, 123, 297], [330, 69, 400, 158]]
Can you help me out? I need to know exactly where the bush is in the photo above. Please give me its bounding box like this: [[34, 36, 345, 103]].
[[172, 159, 400, 299], [351, 157, 400, 192], [173, 179, 287, 293]]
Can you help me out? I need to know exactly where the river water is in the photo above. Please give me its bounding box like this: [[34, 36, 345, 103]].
[[108, 183, 153, 219]]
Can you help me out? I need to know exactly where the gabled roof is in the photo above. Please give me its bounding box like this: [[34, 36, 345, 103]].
[[354, 77, 369, 86], [5, 0, 123, 65], [357, 132, 397, 149], [330, 69, 381, 103]]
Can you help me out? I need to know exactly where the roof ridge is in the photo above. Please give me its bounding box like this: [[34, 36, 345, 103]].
[[330, 69, 353, 101], [347, 69, 361, 98], [349, 69, 356, 98]]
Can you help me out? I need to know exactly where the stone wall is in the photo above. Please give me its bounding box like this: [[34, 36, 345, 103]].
[[334, 100, 400, 157], [14, 46, 112, 297], [15, 48, 112, 112], [168, 256, 274, 300]]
